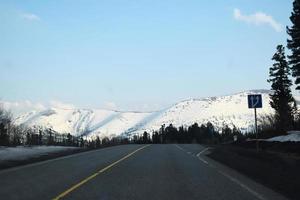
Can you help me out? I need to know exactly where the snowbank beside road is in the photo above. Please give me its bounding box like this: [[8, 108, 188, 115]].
[[266, 132, 300, 142], [0, 146, 79, 161]]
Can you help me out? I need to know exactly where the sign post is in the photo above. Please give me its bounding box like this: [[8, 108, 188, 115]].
[[248, 94, 262, 152]]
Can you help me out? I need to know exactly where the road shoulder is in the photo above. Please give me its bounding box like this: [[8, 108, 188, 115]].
[[175, 144, 289, 200], [207, 145, 299, 200]]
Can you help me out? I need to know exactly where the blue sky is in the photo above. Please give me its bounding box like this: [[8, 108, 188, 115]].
[[0, 0, 294, 111]]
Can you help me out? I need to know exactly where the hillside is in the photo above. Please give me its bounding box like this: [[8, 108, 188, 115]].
[[8, 90, 277, 139]]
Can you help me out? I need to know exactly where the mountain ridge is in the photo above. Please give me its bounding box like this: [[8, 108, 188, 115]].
[[3, 89, 283, 139]]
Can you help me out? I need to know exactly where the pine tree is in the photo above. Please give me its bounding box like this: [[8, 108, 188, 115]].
[[287, 0, 300, 89], [95, 136, 101, 148], [142, 131, 149, 144], [268, 45, 294, 131]]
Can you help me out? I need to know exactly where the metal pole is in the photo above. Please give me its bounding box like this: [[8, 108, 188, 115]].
[[254, 108, 259, 152]]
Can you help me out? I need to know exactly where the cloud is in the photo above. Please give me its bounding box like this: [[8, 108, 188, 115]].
[[0, 100, 46, 116], [233, 8, 282, 32], [102, 102, 118, 110], [21, 13, 41, 21], [0, 100, 78, 116], [49, 101, 75, 110]]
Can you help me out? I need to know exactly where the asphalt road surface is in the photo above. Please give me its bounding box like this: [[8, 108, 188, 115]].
[[0, 144, 289, 200]]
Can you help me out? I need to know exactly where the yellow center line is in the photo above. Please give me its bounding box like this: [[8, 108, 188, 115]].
[[52, 144, 151, 200]]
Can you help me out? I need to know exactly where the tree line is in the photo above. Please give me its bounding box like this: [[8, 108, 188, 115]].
[[132, 123, 243, 144]]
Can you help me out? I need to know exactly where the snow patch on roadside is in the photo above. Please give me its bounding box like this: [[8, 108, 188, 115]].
[[266, 132, 300, 142], [0, 146, 79, 161]]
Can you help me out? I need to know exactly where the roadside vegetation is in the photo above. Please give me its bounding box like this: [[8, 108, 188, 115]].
[[133, 123, 242, 145]]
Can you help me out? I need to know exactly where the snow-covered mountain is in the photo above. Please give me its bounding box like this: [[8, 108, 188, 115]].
[[7, 90, 281, 139]]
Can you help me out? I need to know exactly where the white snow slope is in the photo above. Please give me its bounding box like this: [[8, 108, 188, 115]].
[[8, 90, 284, 139]]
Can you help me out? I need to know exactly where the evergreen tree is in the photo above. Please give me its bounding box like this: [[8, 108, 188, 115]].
[[0, 123, 9, 146], [0, 107, 12, 146], [287, 0, 300, 89], [221, 125, 233, 142], [189, 123, 200, 143], [268, 45, 294, 131], [142, 131, 149, 144], [152, 131, 159, 144], [159, 124, 166, 143], [95, 136, 101, 148], [178, 126, 185, 143], [67, 133, 72, 146], [164, 124, 178, 143]]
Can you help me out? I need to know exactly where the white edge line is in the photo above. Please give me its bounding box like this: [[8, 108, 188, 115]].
[[217, 170, 266, 200], [196, 147, 210, 157], [176, 144, 266, 200], [174, 144, 185, 151], [198, 157, 209, 165]]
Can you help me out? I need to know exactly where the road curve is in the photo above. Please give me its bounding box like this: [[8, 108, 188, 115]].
[[0, 144, 288, 200]]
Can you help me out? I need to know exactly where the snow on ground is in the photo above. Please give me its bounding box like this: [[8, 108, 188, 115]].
[[0, 146, 79, 161], [266, 131, 300, 142], [136, 90, 274, 134], [87, 112, 152, 140]]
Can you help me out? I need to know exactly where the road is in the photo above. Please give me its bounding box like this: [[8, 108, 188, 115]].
[[0, 144, 288, 200]]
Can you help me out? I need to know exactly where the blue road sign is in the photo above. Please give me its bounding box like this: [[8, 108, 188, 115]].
[[248, 94, 262, 108]]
